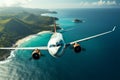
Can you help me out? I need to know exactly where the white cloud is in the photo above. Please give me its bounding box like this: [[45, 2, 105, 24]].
[[2, 0, 32, 7], [0, 0, 118, 8], [79, 0, 117, 7]]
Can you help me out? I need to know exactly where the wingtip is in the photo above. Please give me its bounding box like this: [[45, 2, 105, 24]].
[[112, 26, 116, 31]]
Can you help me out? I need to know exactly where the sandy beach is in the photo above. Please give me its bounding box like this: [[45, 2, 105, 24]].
[[15, 31, 51, 46]]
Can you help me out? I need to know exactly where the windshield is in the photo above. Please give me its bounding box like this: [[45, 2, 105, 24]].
[[49, 40, 64, 48], [56, 40, 64, 47]]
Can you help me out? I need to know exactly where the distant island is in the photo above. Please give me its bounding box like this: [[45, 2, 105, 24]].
[[72, 18, 83, 23], [49, 11, 57, 14], [0, 7, 60, 61]]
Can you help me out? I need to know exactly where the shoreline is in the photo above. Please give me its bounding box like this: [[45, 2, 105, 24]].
[[0, 10, 58, 62], [0, 31, 51, 63], [15, 31, 51, 46]]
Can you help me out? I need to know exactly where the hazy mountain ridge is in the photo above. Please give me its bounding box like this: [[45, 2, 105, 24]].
[[0, 7, 51, 15]]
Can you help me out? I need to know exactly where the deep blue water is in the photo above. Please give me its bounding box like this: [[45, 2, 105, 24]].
[[0, 8, 120, 80]]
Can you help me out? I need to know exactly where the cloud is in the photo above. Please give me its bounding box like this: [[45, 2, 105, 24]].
[[2, 0, 32, 7], [79, 0, 117, 7], [93, 0, 116, 6]]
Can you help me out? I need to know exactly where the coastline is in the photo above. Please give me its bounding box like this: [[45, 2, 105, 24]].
[[0, 31, 51, 63], [0, 9, 58, 62], [15, 31, 51, 46]]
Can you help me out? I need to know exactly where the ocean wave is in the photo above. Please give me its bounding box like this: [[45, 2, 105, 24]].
[[0, 50, 15, 64]]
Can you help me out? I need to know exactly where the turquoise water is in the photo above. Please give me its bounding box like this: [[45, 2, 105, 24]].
[[0, 8, 120, 80]]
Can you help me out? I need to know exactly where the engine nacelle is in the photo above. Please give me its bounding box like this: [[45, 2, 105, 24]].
[[32, 49, 41, 60], [73, 43, 82, 53]]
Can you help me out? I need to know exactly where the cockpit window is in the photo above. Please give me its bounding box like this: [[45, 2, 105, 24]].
[[56, 40, 64, 47], [49, 40, 64, 48]]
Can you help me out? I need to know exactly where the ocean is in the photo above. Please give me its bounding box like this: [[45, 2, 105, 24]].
[[0, 8, 120, 80]]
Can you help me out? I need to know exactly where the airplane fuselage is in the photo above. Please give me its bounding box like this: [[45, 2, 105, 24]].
[[47, 32, 66, 57]]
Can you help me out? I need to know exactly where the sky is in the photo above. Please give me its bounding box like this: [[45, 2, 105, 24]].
[[0, 0, 120, 9]]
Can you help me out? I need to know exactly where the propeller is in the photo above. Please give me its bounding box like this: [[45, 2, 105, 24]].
[[29, 53, 45, 61]]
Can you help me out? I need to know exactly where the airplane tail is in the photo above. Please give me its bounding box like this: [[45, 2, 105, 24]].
[[112, 26, 116, 31], [54, 18, 57, 33]]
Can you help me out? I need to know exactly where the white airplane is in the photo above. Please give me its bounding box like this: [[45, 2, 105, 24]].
[[0, 22, 116, 60]]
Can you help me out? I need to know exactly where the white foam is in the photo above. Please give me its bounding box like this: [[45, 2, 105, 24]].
[[0, 50, 15, 64]]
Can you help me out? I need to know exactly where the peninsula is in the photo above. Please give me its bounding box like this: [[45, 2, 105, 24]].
[[0, 7, 60, 61]]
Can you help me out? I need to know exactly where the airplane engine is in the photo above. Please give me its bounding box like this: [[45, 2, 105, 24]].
[[32, 49, 41, 60], [73, 43, 82, 53]]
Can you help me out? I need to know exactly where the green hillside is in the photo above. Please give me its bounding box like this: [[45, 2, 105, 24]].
[[4, 18, 32, 37]]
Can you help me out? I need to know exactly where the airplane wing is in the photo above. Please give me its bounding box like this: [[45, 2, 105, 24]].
[[0, 46, 48, 50], [70, 26, 116, 45]]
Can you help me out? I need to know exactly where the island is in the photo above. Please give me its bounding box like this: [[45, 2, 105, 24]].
[[0, 7, 60, 61], [73, 18, 83, 23], [49, 11, 57, 14]]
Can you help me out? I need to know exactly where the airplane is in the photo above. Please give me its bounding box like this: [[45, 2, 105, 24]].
[[0, 21, 116, 60]]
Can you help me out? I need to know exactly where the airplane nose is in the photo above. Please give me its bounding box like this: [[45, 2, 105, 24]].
[[48, 47, 60, 57]]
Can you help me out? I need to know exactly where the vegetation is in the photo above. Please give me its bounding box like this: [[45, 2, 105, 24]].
[[0, 7, 60, 60]]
